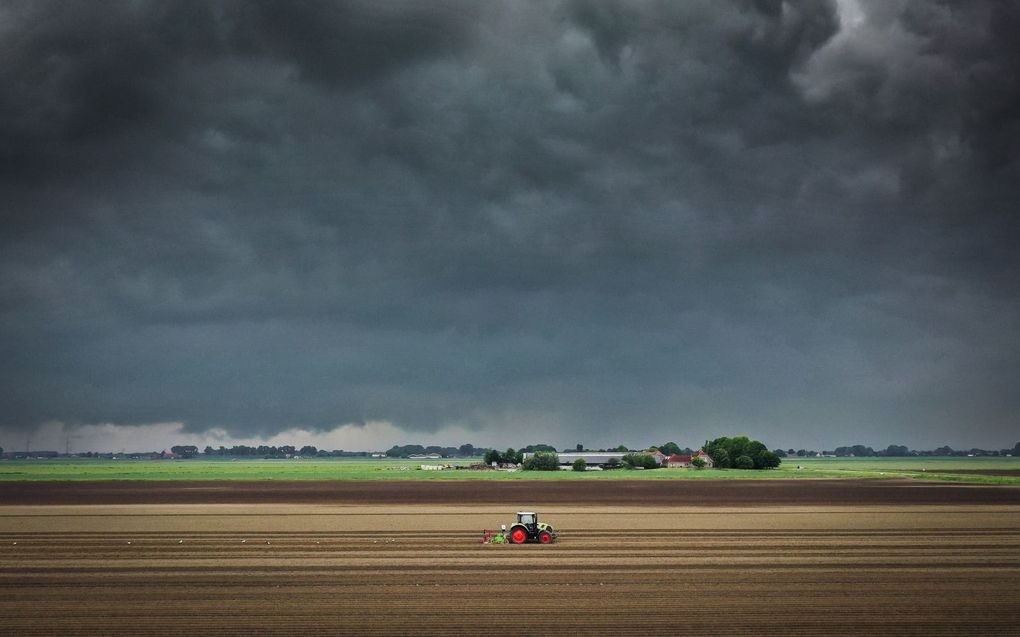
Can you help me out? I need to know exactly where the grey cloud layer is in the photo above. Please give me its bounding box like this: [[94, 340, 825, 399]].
[[1, 0, 1018, 448]]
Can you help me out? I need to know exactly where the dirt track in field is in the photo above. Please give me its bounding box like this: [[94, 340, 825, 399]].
[[3, 478, 1020, 506], [2, 483, 1019, 635]]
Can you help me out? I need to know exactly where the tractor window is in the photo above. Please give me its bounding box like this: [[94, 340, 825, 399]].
[[520, 514, 534, 525]]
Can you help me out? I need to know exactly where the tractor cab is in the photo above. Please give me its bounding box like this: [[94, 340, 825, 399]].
[[508, 511, 557, 544]]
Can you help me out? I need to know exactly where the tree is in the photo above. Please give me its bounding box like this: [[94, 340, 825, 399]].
[[576, 443, 584, 452], [691, 456, 706, 469], [760, 451, 781, 469], [572, 458, 587, 472], [299, 445, 317, 456], [658, 442, 681, 456], [170, 445, 198, 458], [522, 444, 557, 453], [522, 452, 559, 471], [773, 448, 787, 458], [483, 449, 501, 465], [713, 448, 731, 468], [622, 453, 658, 469], [734, 455, 754, 469], [605, 457, 621, 468], [704, 436, 780, 470], [505, 448, 523, 464], [883, 444, 909, 456], [615, 444, 629, 452], [1012, 442, 1020, 456], [458, 444, 475, 457]]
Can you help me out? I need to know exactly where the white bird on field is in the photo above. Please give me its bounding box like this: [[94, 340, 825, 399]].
[[178, 540, 183, 544], [241, 540, 246, 544]]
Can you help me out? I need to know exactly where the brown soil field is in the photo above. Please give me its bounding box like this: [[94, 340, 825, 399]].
[[3, 478, 1020, 506], [2, 484, 1019, 635]]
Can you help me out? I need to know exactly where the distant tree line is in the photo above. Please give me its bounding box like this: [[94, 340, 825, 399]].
[[14, 440, 1018, 461], [384, 444, 481, 458], [774, 443, 1020, 458], [483, 448, 524, 465], [200, 445, 372, 458], [560, 442, 693, 454]]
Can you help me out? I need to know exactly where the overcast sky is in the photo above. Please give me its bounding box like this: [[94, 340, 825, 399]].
[[2, 0, 1018, 453]]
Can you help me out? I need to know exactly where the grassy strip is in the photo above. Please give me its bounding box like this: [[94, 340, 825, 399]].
[[0, 458, 1018, 484]]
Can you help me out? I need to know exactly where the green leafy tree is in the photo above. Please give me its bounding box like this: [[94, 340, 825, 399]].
[[522, 452, 560, 471], [483, 449, 501, 465], [710, 447, 730, 468], [615, 444, 629, 452], [572, 458, 587, 472], [605, 457, 621, 468], [759, 451, 781, 469], [521, 444, 557, 453], [622, 453, 658, 469], [691, 456, 707, 469], [735, 455, 754, 469], [704, 436, 780, 470], [659, 442, 681, 455], [576, 443, 584, 452]]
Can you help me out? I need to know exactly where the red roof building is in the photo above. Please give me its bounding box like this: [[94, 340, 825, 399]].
[[667, 453, 692, 468]]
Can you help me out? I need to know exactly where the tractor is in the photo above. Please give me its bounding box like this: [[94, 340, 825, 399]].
[[507, 511, 557, 544]]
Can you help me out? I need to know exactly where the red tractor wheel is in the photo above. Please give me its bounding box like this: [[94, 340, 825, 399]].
[[538, 531, 552, 544], [510, 527, 528, 544]]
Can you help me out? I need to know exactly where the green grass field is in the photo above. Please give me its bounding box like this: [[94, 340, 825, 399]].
[[0, 456, 1018, 484]]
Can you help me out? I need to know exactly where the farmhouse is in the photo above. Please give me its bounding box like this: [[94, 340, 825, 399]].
[[667, 450, 714, 468], [667, 453, 692, 468], [693, 449, 714, 468]]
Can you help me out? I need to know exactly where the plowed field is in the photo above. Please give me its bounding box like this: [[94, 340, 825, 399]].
[[2, 484, 1019, 635]]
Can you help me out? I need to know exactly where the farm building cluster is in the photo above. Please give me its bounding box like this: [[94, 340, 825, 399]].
[[410, 449, 715, 471], [523, 449, 715, 470]]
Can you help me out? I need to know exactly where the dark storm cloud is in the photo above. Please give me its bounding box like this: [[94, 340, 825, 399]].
[[1, 0, 1018, 449]]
